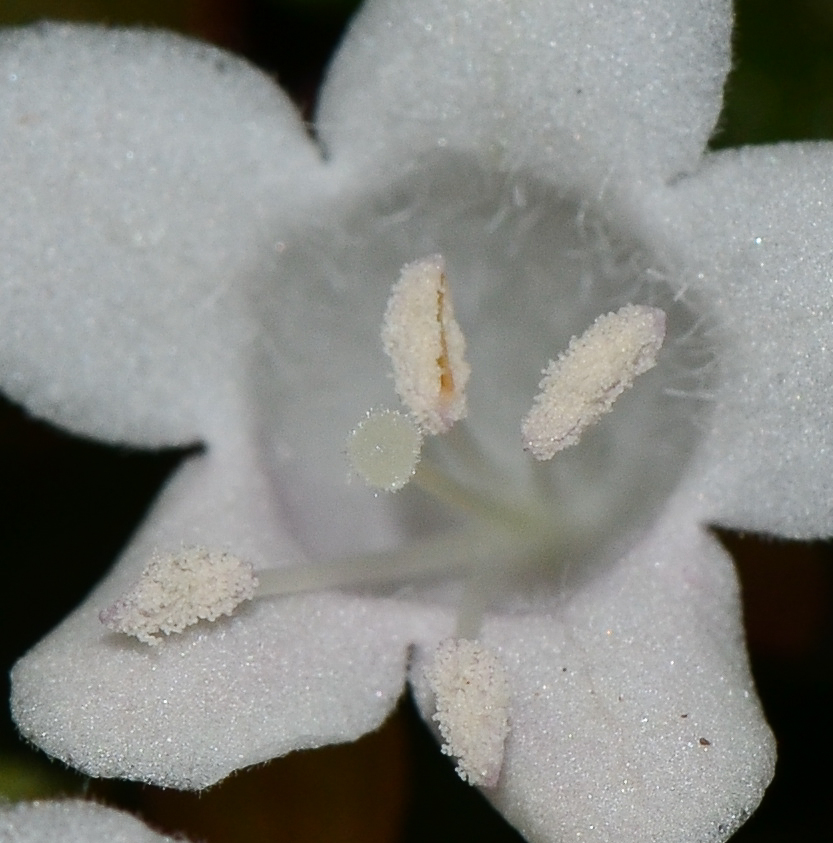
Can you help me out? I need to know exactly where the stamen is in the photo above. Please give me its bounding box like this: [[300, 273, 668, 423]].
[[425, 638, 511, 788], [100, 548, 258, 645], [381, 255, 470, 435], [100, 526, 541, 645], [521, 304, 666, 460], [346, 408, 422, 492]]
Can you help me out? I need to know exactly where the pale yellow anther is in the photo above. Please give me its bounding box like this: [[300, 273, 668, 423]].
[[425, 638, 511, 788], [99, 547, 258, 645], [522, 305, 666, 460], [381, 255, 470, 435]]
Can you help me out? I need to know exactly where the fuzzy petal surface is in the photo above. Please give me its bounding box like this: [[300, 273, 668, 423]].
[[412, 487, 775, 843], [11, 445, 443, 788], [661, 143, 833, 537], [318, 0, 731, 196], [0, 24, 319, 446], [0, 800, 181, 843]]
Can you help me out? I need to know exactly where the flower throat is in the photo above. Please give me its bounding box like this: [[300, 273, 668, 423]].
[[101, 254, 666, 647]]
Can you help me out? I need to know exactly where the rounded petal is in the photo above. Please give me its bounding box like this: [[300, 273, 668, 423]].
[[317, 0, 731, 195], [0, 800, 181, 842], [662, 143, 833, 537], [412, 488, 774, 843], [10, 445, 442, 788], [0, 24, 320, 446]]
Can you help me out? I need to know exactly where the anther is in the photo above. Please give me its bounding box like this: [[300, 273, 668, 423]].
[[100, 548, 258, 645], [521, 305, 666, 460], [381, 255, 470, 435], [425, 638, 511, 788]]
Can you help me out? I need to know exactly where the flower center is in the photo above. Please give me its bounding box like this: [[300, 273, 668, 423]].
[[252, 157, 713, 590], [339, 255, 667, 635], [103, 158, 718, 648], [100, 256, 669, 645]]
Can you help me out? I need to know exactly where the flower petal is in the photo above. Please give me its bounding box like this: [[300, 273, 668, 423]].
[[0, 800, 181, 842], [317, 0, 731, 194], [412, 488, 774, 843], [10, 445, 442, 789], [0, 24, 319, 446], [663, 143, 833, 537]]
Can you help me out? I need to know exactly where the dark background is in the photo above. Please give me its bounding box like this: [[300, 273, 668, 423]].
[[1, 1, 832, 841]]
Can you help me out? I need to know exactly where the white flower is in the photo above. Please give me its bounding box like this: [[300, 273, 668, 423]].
[[9, 0, 833, 840]]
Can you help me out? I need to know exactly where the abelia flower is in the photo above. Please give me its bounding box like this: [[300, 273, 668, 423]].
[[9, 0, 833, 840]]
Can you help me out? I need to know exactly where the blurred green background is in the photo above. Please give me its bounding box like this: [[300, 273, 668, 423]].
[[1, 1, 832, 841]]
